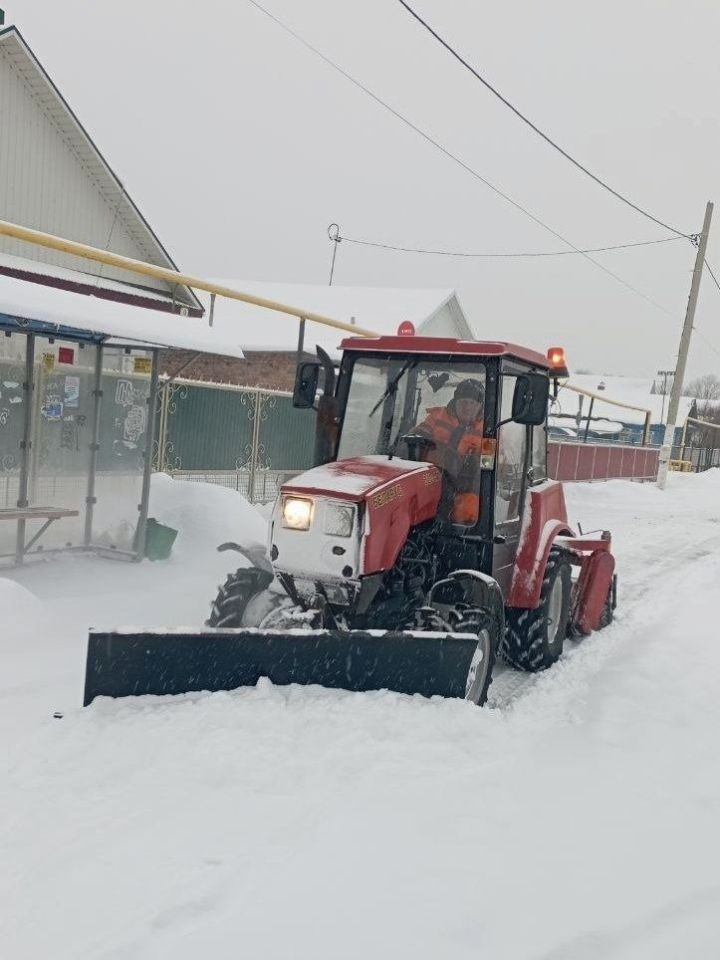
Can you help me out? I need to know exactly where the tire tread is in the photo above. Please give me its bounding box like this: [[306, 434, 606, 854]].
[[502, 549, 571, 672]]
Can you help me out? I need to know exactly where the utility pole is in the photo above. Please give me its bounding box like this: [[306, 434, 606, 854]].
[[656, 201, 714, 489], [297, 222, 342, 363], [327, 223, 341, 285]]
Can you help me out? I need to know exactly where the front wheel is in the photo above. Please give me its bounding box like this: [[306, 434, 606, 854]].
[[206, 567, 275, 627], [456, 610, 496, 706], [503, 549, 571, 672]]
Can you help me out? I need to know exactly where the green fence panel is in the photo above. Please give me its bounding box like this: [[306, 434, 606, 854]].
[[160, 385, 317, 473], [164, 384, 256, 471], [257, 395, 315, 471]]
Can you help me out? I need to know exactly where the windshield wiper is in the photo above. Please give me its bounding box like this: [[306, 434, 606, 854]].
[[369, 360, 417, 417]]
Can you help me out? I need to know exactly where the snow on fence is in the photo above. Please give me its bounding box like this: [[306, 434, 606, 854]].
[[168, 468, 300, 504], [548, 441, 659, 482]]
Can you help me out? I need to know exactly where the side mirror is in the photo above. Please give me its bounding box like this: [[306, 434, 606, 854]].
[[512, 373, 549, 426], [293, 361, 320, 409]]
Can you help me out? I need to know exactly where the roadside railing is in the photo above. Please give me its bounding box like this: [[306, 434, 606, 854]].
[[548, 441, 660, 482]]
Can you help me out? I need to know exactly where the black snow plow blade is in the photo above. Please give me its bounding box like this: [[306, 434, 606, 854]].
[[83, 628, 480, 706]]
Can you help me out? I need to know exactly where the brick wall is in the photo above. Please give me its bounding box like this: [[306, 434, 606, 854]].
[[159, 349, 315, 391]]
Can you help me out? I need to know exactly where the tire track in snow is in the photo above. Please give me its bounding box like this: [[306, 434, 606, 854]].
[[487, 529, 720, 712]]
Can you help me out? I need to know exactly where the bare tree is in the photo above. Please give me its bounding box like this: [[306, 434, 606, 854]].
[[685, 373, 720, 400], [687, 399, 720, 449]]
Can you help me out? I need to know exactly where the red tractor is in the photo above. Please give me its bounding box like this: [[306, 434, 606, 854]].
[[84, 336, 616, 707]]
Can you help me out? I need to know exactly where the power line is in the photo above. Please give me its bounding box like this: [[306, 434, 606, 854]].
[[694, 328, 720, 361], [246, 0, 681, 321], [340, 233, 683, 259], [695, 258, 720, 360], [395, 0, 692, 239], [703, 257, 720, 295]]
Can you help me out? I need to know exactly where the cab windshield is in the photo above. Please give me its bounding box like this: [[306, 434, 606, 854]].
[[337, 355, 488, 525]]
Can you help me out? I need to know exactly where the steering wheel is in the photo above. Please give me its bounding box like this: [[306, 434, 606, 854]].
[[399, 434, 437, 461]]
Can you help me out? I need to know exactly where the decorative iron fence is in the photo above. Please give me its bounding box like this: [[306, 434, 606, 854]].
[[153, 379, 315, 502]]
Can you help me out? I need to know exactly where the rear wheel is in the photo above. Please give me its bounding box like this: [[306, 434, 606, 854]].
[[597, 577, 616, 629], [503, 549, 571, 672]]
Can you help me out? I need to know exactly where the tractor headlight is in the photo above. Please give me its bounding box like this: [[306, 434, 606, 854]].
[[324, 502, 355, 538], [282, 496, 313, 531]]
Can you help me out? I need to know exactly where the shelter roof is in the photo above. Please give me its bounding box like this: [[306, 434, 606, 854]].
[[0, 272, 245, 357]]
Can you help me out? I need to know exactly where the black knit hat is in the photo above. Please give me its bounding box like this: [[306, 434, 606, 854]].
[[454, 379, 485, 402]]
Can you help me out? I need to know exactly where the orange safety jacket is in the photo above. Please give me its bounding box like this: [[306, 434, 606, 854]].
[[415, 405, 484, 524]]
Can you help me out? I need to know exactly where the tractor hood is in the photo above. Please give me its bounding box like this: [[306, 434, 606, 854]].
[[283, 455, 438, 502], [274, 456, 443, 580]]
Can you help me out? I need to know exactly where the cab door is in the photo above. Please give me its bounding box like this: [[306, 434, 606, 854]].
[[491, 371, 531, 594]]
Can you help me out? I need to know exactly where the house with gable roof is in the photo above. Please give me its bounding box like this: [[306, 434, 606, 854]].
[[0, 21, 201, 317], [0, 19, 475, 393]]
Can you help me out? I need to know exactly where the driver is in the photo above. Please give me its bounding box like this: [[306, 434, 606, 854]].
[[413, 379, 485, 524]]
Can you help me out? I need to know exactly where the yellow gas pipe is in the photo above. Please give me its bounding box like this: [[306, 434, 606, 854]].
[[0, 219, 380, 339]]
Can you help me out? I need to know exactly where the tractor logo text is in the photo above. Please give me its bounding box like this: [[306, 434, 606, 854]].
[[372, 484, 403, 509]]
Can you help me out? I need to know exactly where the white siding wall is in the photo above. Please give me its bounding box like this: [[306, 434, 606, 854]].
[[0, 41, 179, 299]]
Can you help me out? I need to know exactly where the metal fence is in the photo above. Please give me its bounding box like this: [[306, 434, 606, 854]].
[[154, 378, 720, 504], [154, 379, 315, 502], [670, 444, 720, 472], [548, 441, 660, 482]]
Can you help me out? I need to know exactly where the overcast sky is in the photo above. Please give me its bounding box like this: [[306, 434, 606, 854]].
[[12, 0, 720, 377]]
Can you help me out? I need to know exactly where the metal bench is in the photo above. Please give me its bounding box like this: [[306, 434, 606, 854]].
[[0, 506, 80, 563]]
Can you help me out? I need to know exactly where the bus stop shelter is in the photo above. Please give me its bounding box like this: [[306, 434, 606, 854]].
[[0, 269, 245, 566]]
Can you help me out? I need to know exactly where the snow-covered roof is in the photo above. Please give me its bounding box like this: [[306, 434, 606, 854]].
[[0, 25, 201, 314], [559, 374, 695, 426], [194, 282, 470, 355], [0, 250, 173, 306], [0, 272, 245, 357], [548, 416, 624, 436], [0, 267, 475, 361]]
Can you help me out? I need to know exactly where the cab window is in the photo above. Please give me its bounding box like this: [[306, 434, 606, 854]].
[[495, 375, 528, 524], [531, 423, 548, 482]]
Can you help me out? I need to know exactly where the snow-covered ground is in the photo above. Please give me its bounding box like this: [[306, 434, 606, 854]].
[[2, 472, 720, 959]]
